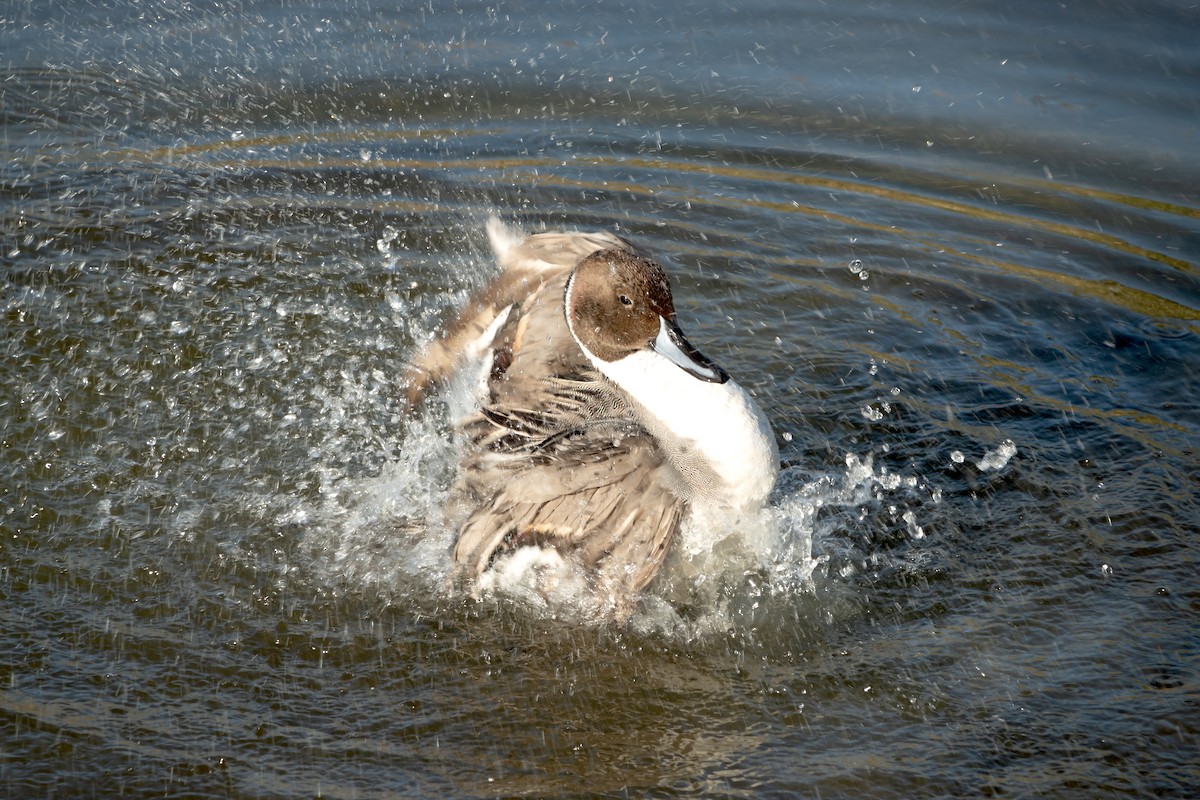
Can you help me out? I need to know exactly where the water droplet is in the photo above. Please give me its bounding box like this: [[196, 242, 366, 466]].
[[377, 225, 400, 254]]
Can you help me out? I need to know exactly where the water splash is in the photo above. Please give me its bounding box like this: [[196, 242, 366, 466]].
[[294, 371, 957, 644], [976, 439, 1017, 472]]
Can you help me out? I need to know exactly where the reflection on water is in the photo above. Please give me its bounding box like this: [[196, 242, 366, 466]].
[[3, 0, 1198, 797]]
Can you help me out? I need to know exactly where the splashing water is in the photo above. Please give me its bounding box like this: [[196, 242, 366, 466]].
[[294, 307, 959, 644], [5, 2, 1196, 794]]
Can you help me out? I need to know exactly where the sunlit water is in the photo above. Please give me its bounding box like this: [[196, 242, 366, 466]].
[[3, 1, 1198, 797]]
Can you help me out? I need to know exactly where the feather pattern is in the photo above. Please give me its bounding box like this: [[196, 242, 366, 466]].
[[448, 266, 682, 596], [405, 216, 778, 606]]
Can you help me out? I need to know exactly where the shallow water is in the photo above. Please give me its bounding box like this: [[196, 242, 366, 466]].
[[3, 1, 1198, 797]]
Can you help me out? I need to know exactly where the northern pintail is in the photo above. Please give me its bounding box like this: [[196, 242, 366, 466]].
[[405, 217, 778, 602]]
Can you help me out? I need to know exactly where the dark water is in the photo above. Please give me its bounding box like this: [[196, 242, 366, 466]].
[[3, 1, 1198, 797]]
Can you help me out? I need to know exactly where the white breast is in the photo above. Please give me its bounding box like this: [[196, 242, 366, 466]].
[[591, 349, 779, 510]]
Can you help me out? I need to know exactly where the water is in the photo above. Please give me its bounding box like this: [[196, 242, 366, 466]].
[[3, 0, 1197, 796]]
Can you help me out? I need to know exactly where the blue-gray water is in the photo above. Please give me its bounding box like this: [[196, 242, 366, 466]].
[[3, 1, 1197, 797]]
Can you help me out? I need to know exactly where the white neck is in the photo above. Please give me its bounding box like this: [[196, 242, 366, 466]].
[[590, 349, 779, 510]]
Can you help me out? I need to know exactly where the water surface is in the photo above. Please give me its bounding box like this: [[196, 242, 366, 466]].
[[3, 1, 1198, 797]]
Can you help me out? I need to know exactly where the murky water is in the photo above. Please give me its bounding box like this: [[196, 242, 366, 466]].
[[3, 1, 1198, 797]]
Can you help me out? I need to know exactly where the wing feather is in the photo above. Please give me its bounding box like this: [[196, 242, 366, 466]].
[[428, 220, 686, 601], [452, 429, 682, 595]]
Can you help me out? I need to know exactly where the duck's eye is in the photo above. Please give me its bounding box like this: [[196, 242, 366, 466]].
[[618, 294, 633, 307]]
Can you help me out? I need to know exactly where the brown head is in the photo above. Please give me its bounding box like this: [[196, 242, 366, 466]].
[[564, 248, 728, 383]]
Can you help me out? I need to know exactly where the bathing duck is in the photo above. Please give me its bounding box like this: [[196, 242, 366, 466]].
[[405, 217, 778, 602]]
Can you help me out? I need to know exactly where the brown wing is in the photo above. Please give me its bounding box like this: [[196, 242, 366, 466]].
[[449, 272, 684, 596], [425, 224, 682, 597], [491, 227, 640, 273], [451, 426, 683, 596], [403, 221, 638, 410], [402, 268, 540, 409]]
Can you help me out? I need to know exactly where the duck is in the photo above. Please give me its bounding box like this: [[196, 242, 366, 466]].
[[404, 216, 778, 604]]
